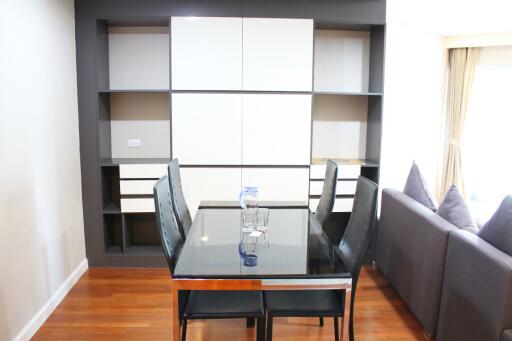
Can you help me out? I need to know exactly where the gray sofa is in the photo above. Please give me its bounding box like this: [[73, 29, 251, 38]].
[[376, 188, 512, 340], [437, 230, 512, 341], [376, 188, 457, 337]]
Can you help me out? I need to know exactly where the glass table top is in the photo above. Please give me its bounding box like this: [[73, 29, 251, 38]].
[[173, 208, 351, 279]]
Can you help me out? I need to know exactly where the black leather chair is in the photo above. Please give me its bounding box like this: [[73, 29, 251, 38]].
[[264, 176, 378, 341], [313, 159, 338, 327], [314, 159, 338, 231], [154, 175, 266, 341], [168, 159, 193, 241]]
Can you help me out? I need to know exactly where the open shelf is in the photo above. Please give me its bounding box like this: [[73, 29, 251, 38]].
[[311, 157, 379, 168], [101, 158, 171, 167], [99, 92, 170, 160], [313, 91, 382, 96], [106, 26, 169, 91], [312, 94, 368, 161], [98, 89, 169, 93]]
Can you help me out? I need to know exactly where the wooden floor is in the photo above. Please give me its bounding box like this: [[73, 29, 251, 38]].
[[33, 267, 425, 340]]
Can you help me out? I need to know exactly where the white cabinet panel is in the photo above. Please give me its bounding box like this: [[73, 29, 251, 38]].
[[242, 94, 311, 165], [309, 197, 354, 213], [171, 17, 242, 90], [242, 168, 309, 202], [172, 94, 242, 165], [310, 164, 361, 180], [242, 18, 313, 91], [120, 180, 157, 195], [119, 164, 167, 179], [180, 167, 242, 217], [121, 198, 155, 213], [109, 27, 169, 90], [309, 180, 357, 196]]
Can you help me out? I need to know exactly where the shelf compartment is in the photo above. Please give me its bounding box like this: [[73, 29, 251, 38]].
[[107, 26, 169, 91], [314, 30, 370, 93], [101, 166, 120, 211], [104, 215, 124, 254], [312, 94, 368, 161], [109, 92, 170, 159], [124, 213, 161, 249]]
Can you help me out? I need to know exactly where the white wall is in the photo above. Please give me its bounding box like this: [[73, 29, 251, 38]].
[[0, 0, 86, 340], [380, 2, 448, 197]]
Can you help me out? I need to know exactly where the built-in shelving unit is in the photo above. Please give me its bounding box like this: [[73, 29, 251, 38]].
[[76, 1, 385, 267]]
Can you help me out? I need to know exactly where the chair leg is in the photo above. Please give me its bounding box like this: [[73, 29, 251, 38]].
[[256, 317, 265, 341], [319, 317, 324, 327], [334, 317, 339, 341], [181, 319, 187, 341], [266, 316, 273, 341], [349, 316, 355, 341], [247, 317, 256, 328]]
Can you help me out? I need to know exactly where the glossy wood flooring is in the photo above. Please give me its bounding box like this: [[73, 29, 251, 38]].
[[33, 267, 425, 340]]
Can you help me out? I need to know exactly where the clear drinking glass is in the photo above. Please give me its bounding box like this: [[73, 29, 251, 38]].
[[255, 208, 269, 232]]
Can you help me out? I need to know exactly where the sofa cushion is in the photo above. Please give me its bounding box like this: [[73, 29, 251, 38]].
[[478, 196, 512, 256], [437, 185, 478, 233], [403, 161, 438, 211]]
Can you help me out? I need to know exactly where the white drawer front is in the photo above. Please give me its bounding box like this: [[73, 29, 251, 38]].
[[310, 164, 361, 180], [120, 180, 157, 195], [309, 197, 354, 213], [121, 198, 155, 213], [119, 164, 167, 179], [309, 180, 357, 196]]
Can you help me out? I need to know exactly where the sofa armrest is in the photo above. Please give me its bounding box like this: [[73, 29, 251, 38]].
[[376, 188, 458, 336], [438, 230, 512, 341], [502, 330, 512, 341]]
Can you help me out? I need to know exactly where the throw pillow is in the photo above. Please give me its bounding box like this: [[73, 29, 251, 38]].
[[478, 196, 512, 256], [437, 185, 478, 233], [403, 161, 438, 211]]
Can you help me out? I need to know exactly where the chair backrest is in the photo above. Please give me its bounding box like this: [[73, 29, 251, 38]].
[[154, 175, 184, 275], [338, 176, 378, 278], [168, 159, 192, 241], [314, 160, 338, 229]]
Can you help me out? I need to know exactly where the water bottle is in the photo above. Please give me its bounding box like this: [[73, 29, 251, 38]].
[[239, 186, 259, 209]]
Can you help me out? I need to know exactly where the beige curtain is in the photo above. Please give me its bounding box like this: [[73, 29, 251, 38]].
[[441, 47, 479, 197]]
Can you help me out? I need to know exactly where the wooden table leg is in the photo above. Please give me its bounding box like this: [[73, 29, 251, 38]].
[[341, 288, 352, 341], [172, 283, 180, 341]]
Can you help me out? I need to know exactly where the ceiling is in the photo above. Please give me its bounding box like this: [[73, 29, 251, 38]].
[[387, 0, 512, 35]]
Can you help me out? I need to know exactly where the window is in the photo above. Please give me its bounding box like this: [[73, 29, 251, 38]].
[[462, 46, 512, 223]]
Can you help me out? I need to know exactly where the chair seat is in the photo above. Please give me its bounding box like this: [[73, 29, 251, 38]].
[[264, 290, 345, 317], [184, 291, 265, 319]]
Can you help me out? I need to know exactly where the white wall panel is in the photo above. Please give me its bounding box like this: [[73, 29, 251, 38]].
[[242, 18, 313, 91], [171, 17, 242, 90], [242, 94, 311, 165], [180, 167, 242, 217], [120, 180, 157, 195], [242, 168, 309, 202], [172, 94, 242, 165]]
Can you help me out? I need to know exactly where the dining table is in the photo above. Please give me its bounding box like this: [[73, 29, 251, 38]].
[[171, 201, 352, 341]]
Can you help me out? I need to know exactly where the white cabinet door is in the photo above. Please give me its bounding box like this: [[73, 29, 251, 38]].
[[172, 94, 242, 165], [171, 17, 242, 90], [180, 167, 242, 217], [242, 94, 311, 165], [242, 168, 309, 202], [242, 18, 313, 91]]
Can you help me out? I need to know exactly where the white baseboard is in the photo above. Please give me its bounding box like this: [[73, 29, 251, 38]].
[[12, 258, 89, 341]]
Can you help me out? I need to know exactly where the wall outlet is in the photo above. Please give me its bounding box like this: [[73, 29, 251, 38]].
[[127, 139, 142, 148]]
